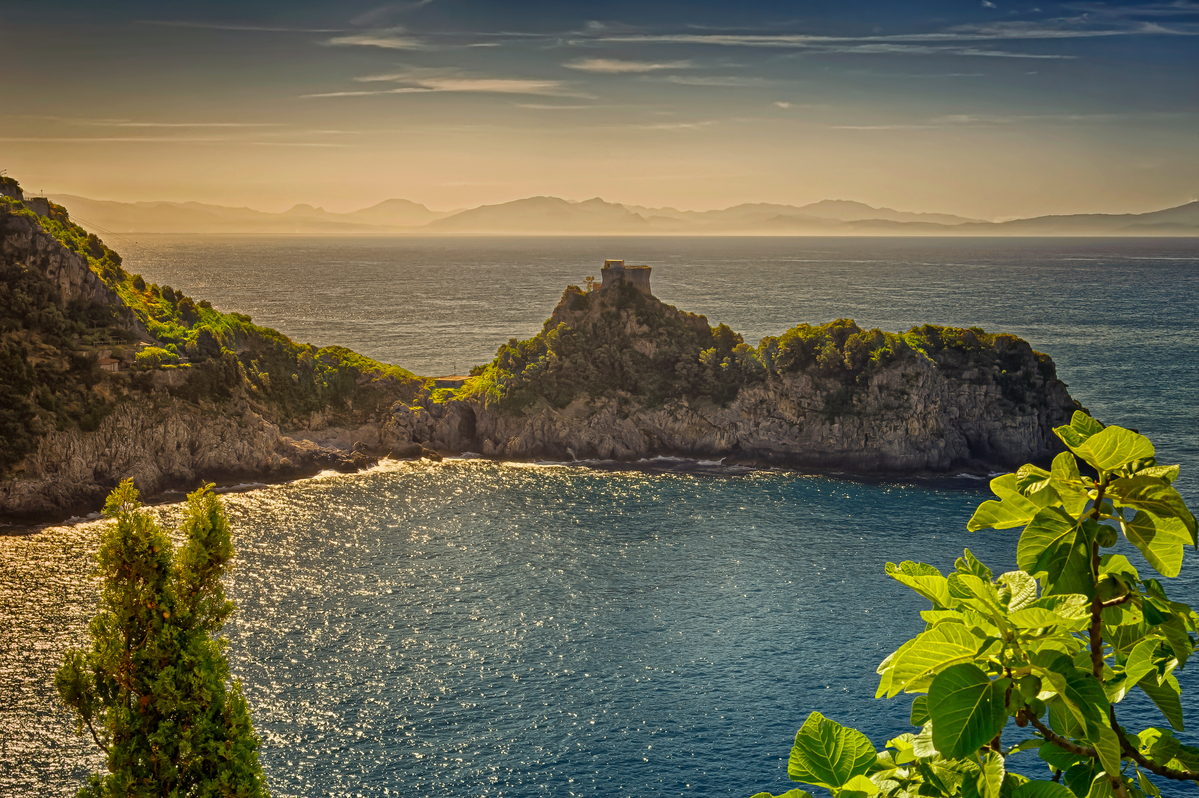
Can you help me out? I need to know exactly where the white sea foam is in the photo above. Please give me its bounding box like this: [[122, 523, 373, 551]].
[[214, 482, 269, 493]]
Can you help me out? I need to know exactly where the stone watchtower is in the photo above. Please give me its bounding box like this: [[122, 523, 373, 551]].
[[599, 259, 652, 295]]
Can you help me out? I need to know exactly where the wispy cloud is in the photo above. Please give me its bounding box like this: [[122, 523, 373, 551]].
[[659, 75, 772, 86], [308, 69, 584, 98], [515, 103, 596, 110], [8, 115, 286, 129], [829, 124, 941, 130], [137, 20, 341, 33], [828, 110, 1173, 131], [96, 120, 285, 129], [575, 16, 1195, 62], [1063, 1, 1199, 17], [0, 136, 346, 146], [564, 58, 693, 73], [326, 28, 424, 49]]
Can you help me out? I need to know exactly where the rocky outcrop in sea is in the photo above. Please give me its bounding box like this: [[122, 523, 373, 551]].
[[1, 196, 1083, 523], [377, 272, 1081, 473]]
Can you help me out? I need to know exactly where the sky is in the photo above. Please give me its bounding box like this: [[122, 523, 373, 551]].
[[1, 0, 1196, 219]]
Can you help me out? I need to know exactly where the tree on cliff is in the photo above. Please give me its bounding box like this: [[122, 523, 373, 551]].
[[755, 412, 1198, 798], [56, 480, 269, 798]]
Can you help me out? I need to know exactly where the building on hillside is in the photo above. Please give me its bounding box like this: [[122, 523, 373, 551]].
[[599, 259, 652, 295]]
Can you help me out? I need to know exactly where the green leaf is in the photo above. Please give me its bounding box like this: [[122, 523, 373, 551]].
[[1029, 593, 1091, 621], [949, 573, 1006, 617], [978, 751, 1005, 798], [1159, 615, 1193, 667], [876, 639, 916, 700], [1133, 464, 1179, 484], [922, 609, 967, 627], [1089, 724, 1123, 781], [1016, 464, 1054, 497], [1063, 669, 1110, 734], [1012, 780, 1077, 798], [1063, 761, 1098, 798], [910, 695, 930, 727], [1000, 570, 1038, 612], [969, 474, 1043, 531], [1080, 773, 1117, 798], [841, 775, 881, 795], [1008, 738, 1044, 756], [912, 722, 939, 758], [751, 792, 813, 798], [888, 624, 986, 697], [1123, 637, 1164, 687], [1007, 607, 1086, 631], [1050, 452, 1091, 517], [1061, 425, 1154, 473], [1119, 510, 1194, 579], [1054, 412, 1104, 450], [1039, 742, 1084, 774], [1048, 697, 1087, 739], [1136, 673, 1184, 731], [1098, 554, 1140, 582], [786, 711, 877, 791], [886, 562, 951, 609], [1017, 508, 1093, 595], [957, 549, 995, 581], [1111, 476, 1197, 540], [927, 663, 1007, 760], [1135, 765, 1162, 798]]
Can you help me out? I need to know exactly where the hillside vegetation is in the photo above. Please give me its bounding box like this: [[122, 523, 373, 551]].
[[0, 182, 421, 477], [466, 281, 1064, 420]]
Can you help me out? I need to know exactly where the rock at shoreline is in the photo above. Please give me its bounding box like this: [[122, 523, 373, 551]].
[[0, 192, 1086, 523], [382, 281, 1083, 473]]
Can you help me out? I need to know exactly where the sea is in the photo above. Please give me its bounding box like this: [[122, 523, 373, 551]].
[[1, 236, 1196, 797]]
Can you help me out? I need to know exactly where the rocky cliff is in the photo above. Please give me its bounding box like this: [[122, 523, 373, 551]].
[[1, 182, 1086, 523], [0, 393, 376, 521], [0, 211, 126, 311], [0, 190, 422, 524], [377, 283, 1082, 473]]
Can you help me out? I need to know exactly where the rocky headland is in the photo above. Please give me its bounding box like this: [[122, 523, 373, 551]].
[[0, 183, 424, 524], [1, 186, 1084, 524], [377, 262, 1081, 472]]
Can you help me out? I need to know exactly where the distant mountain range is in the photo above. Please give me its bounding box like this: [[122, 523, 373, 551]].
[[49, 193, 1199, 236]]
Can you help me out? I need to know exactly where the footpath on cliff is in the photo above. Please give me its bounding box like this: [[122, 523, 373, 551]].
[[0, 182, 1084, 525]]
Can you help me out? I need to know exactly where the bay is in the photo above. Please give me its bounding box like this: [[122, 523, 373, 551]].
[[2, 236, 1196, 797]]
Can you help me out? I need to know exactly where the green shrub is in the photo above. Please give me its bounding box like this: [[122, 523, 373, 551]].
[[57, 481, 269, 798], [756, 413, 1198, 798]]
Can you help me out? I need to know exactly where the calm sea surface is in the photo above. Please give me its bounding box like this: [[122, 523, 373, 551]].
[[2, 237, 1197, 797]]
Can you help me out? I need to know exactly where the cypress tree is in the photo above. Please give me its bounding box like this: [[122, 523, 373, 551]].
[[57, 480, 269, 798]]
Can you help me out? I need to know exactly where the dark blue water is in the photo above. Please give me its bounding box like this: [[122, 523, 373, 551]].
[[1, 237, 1196, 797]]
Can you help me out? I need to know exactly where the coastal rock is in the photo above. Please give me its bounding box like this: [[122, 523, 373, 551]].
[[0, 212, 124, 311], [390, 359, 1072, 472], [383, 283, 1081, 473], [0, 396, 369, 522]]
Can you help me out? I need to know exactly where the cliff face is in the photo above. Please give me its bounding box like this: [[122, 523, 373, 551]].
[[0, 193, 418, 524], [0, 211, 126, 311], [1, 182, 1087, 522], [379, 285, 1081, 472], [0, 394, 373, 521]]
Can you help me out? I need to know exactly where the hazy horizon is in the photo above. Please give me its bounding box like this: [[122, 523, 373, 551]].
[[3, 1, 1197, 219]]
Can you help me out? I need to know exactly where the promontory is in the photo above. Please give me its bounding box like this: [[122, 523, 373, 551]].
[[0, 183, 1084, 524]]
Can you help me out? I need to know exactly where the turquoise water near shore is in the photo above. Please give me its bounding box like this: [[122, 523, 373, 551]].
[[1, 237, 1196, 796]]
